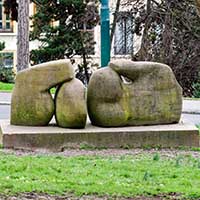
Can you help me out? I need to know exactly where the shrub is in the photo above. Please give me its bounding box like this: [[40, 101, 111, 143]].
[[192, 73, 200, 98], [0, 67, 15, 83], [192, 82, 200, 98]]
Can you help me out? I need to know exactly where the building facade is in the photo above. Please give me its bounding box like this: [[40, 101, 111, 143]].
[[0, 2, 37, 69], [0, 0, 143, 69]]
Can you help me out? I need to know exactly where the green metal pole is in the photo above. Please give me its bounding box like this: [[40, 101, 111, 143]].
[[101, 0, 110, 67]]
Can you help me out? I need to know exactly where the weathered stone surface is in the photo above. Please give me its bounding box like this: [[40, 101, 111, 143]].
[[87, 59, 182, 127], [11, 59, 74, 126], [55, 78, 87, 128]]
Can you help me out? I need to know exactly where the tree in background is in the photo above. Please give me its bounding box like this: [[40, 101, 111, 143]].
[[4, 0, 200, 93], [16, 0, 30, 71], [4, 0, 29, 72], [111, 0, 200, 96], [138, 0, 200, 96], [30, 0, 99, 84], [4, 0, 99, 82]]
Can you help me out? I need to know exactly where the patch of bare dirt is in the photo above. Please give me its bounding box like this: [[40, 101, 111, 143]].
[[0, 192, 182, 200], [1, 148, 200, 159]]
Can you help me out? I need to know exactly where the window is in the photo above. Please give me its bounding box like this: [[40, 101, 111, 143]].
[[0, 52, 14, 68], [0, 0, 12, 32], [114, 12, 133, 55], [78, 22, 95, 55]]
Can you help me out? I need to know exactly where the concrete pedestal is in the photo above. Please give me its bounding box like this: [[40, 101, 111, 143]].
[[0, 120, 199, 151]]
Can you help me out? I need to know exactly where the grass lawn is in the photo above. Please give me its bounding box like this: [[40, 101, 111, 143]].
[[0, 82, 56, 93], [0, 82, 14, 92], [0, 153, 200, 199]]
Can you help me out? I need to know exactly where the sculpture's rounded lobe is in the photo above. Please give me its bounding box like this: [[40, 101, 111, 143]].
[[11, 59, 74, 126], [87, 59, 182, 127], [55, 78, 87, 128]]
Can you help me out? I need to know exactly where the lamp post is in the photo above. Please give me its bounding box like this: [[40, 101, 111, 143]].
[[101, 0, 110, 67]]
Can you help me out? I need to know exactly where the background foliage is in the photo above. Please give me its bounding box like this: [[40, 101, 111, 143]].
[[29, 0, 99, 84], [129, 0, 200, 96], [3, 0, 200, 95]]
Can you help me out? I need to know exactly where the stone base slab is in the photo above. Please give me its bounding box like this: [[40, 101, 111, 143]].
[[0, 120, 199, 151]]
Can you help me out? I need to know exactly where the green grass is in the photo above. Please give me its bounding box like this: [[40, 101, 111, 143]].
[[184, 97, 200, 100], [0, 82, 56, 93], [0, 153, 200, 198], [0, 82, 14, 91]]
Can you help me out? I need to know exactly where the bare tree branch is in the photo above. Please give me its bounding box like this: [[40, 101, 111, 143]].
[[110, 0, 121, 47]]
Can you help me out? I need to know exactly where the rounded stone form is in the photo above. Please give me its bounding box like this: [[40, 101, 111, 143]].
[[55, 78, 87, 128], [87, 67, 127, 127], [87, 59, 183, 127], [11, 59, 74, 126]]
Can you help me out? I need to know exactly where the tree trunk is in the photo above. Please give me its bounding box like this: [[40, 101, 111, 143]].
[[16, 0, 29, 72]]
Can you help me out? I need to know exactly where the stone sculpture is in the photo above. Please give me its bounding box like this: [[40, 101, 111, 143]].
[[11, 58, 182, 128], [87, 59, 182, 127], [11, 59, 87, 128], [55, 79, 87, 128]]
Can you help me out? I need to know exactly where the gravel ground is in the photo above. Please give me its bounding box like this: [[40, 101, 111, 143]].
[[0, 192, 181, 200], [1, 148, 200, 159]]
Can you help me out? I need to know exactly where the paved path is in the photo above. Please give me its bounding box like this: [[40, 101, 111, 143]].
[[0, 105, 10, 119], [0, 92, 11, 105], [181, 114, 200, 125], [183, 100, 200, 114]]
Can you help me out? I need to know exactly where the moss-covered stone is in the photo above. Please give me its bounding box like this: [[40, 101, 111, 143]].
[[87, 59, 182, 127], [11, 59, 74, 126], [87, 67, 127, 127], [55, 78, 87, 128]]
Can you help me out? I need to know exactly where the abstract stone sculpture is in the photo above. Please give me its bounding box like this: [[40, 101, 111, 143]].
[[11, 59, 87, 128], [55, 78, 87, 128], [87, 59, 182, 127]]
